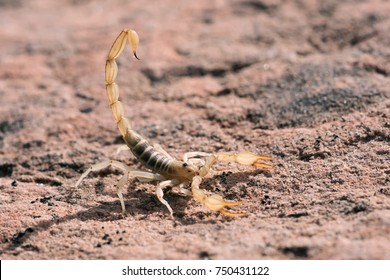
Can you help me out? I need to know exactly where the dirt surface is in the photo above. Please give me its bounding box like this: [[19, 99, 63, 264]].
[[0, 0, 389, 260]]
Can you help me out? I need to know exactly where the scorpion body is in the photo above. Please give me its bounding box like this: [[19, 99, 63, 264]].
[[76, 29, 272, 218]]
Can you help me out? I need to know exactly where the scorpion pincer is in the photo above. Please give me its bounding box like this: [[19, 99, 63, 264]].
[[75, 28, 272, 218]]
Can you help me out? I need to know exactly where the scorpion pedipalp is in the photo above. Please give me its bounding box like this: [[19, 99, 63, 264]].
[[216, 152, 273, 168], [191, 176, 246, 217]]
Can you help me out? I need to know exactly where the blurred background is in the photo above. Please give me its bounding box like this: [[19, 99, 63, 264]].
[[0, 0, 389, 259]]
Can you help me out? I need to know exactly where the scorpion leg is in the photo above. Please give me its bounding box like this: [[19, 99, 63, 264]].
[[156, 180, 180, 218], [191, 176, 245, 217], [117, 170, 165, 214], [75, 160, 110, 188], [116, 171, 129, 214], [179, 183, 192, 196], [75, 160, 165, 213], [116, 170, 165, 214], [75, 160, 131, 188]]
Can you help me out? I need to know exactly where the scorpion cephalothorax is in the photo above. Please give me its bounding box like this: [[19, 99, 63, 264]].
[[75, 28, 272, 218]]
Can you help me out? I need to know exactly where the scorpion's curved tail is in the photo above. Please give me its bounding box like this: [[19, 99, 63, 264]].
[[105, 29, 139, 138], [104, 30, 177, 174]]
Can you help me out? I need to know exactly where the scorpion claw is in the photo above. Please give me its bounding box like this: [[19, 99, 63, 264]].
[[203, 195, 245, 217], [253, 162, 273, 169], [204, 195, 246, 217], [203, 194, 240, 210], [192, 176, 245, 217], [219, 209, 247, 218]]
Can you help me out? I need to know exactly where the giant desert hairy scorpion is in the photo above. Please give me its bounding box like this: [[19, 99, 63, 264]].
[[75, 28, 272, 218]]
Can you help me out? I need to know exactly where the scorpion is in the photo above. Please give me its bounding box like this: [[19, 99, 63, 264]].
[[75, 28, 272, 218]]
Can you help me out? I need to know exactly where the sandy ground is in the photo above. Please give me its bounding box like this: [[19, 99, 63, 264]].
[[0, 0, 389, 260]]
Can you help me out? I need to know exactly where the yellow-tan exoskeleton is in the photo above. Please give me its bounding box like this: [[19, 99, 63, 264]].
[[75, 28, 272, 218]]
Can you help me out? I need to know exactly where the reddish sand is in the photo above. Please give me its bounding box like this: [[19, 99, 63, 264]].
[[0, 0, 389, 259]]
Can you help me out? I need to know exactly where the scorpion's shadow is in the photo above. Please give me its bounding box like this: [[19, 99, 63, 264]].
[[1, 169, 270, 254]]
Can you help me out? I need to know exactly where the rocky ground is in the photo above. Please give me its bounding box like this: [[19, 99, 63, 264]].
[[0, 0, 389, 259]]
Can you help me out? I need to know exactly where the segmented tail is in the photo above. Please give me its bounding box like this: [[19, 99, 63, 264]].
[[103, 29, 177, 175], [105, 29, 139, 138]]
